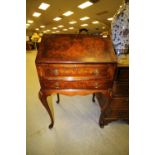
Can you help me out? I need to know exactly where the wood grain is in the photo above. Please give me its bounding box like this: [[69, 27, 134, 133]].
[[35, 34, 117, 128]]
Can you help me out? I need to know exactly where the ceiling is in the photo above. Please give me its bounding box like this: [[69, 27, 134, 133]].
[[26, 0, 123, 36]]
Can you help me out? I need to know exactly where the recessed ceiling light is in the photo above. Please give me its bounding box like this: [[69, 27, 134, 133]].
[[80, 16, 90, 21], [56, 30, 60, 33], [107, 17, 113, 21], [69, 27, 74, 30], [39, 33, 43, 36], [53, 17, 62, 21], [52, 31, 56, 34], [33, 12, 41, 17], [102, 35, 108, 38], [58, 25, 64, 28], [39, 2, 50, 10], [102, 26, 106, 29], [46, 29, 51, 32], [78, 1, 93, 9], [35, 28, 39, 31], [69, 21, 77, 24], [40, 25, 45, 28], [63, 29, 68, 31], [63, 11, 74, 16], [27, 20, 34, 24], [52, 27, 57, 30], [81, 24, 88, 27], [43, 30, 47, 33], [92, 21, 99, 24], [26, 24, 30, 28]]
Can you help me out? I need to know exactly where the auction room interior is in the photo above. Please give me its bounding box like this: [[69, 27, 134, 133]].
[[26, 0, 129, 155]]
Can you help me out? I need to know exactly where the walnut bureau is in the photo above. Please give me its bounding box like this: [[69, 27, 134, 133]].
[[35, 34, 117, 129]]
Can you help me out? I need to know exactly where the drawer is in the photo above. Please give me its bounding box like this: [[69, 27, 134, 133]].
[[37, 64, 116, 80], [113, 82, 129, 96], [115, 67, 129, 82], [110, 97, 129, 109], [41, 79, 113, 90], [105, 108, 129, 118]]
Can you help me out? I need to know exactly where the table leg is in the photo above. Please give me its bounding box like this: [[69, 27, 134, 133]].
[[39, 90, 54, 129], [92, 93, 95, 102], [99, 91, 112, 128], [56, 93, 60, 104], [99, 111, 104, 128]]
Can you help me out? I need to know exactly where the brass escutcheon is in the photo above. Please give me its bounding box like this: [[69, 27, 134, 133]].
[[93, 69, 99, 75], [95, 82, 100, 88], [53, 69, 59, 75], [54, 82, 59, 88]]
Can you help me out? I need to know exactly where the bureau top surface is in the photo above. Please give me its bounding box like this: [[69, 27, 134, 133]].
[[36, 34, 117, 64]]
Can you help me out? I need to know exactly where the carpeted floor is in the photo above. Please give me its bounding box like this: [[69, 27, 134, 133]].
[[26, 50, 129, 155]]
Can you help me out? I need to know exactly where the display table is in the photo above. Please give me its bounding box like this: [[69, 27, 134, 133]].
[[35, 34, 117, 129]]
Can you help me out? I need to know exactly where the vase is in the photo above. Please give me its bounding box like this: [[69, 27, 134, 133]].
[[111, 2, 129, 55]]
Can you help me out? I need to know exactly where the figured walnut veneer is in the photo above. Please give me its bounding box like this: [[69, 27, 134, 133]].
[[35, 34, 117, 129]]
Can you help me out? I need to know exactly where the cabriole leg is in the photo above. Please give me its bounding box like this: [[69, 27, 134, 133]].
[[56, 93, 60, 104], [39, 90, 54, 129], [98, 91, 112, 128], [92, 93, 95, 102], [99, 111, 105, 128]]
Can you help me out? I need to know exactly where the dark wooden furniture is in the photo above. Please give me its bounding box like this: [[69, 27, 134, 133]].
[[35, 34, 117, 129], [96, 55, 129, 125]]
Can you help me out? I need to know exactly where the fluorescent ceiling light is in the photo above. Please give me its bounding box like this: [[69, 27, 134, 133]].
[[39, 33, 43, 36], [81, 24, 88, 27], [27, 20, 33, 24], [52, 27, 57, 30], [35, 28, 39, 31], [40, 25, 45, 28], [63, 11, 74, 16], [39, 2, 50, 10], [78, 1, 93, 9], [53, 17, 62, 21], [102, 35, 108, 38], [80, 16, 90, 21], [58, 25, 64, 28], [69, 27, 74, 30], [33, 12, 41, 17], [107, 17, 113, 21], [26, 24, 30, 28], [92, 21, 99, 24], [69, 21, 77, 24], [63, 29, 68, 31]]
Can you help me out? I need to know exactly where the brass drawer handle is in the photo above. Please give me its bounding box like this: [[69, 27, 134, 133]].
[[74, 64, 78, 71], [94, 82, 100, 88], [93, 69, 99, 75], [53, 69, 59, 75], [54, 82, 59, 88]]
